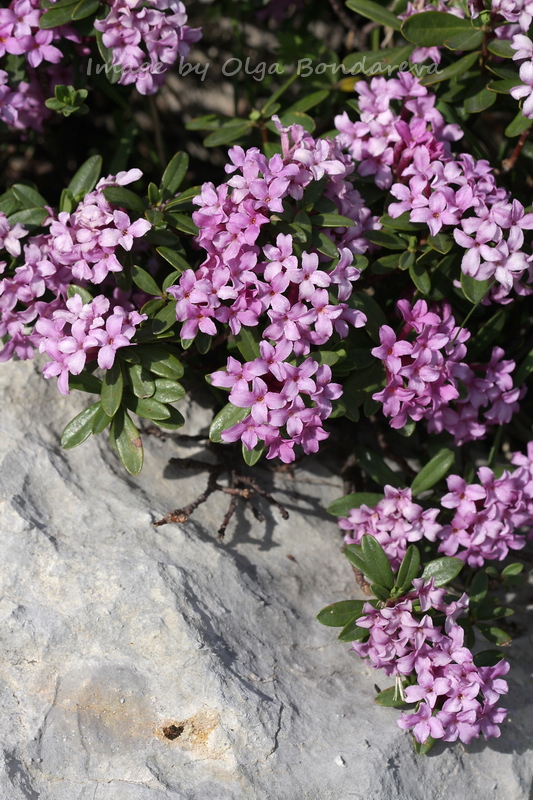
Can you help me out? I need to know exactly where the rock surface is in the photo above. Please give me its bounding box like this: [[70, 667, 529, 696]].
[[0, 358, 532, 800]]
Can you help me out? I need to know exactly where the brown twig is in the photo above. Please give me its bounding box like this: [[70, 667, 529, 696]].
[[502, 129, 530, 172]]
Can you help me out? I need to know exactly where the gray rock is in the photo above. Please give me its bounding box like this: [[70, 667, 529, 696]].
[[0, 358, 532, 800]]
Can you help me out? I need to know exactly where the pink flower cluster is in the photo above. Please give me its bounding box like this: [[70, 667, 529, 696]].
[[94, 0, 201, 95], [36, 294, 146, 395], [0, 169, 151, 374], [372, 299, 522, 444], [167, 121, 380, 461], [354, 580, 509, 745], [437, 457, 533, 566], [0, 0, 78, 130], [511, 34, 533, 119], [336, 74, 533, 300], [340, 487, 441, 571]]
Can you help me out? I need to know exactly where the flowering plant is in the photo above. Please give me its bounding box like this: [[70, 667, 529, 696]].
[[1, 0, 532, 755]]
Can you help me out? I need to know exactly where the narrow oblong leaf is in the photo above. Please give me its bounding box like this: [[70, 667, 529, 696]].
[[421, 557, 463, 587], [343, 45, 414, 75], [123, 393, 171, 421], [103, 186, 145, 213], [131, 265, 161, 296], [401, 11, 473, 47], [135, 345, 184, 380], [461, 272, 491, 304], [346, 0, 402, 30], [153, 379, 185, 403], [68, 155, 102, 197], [411, 448, 455, 496], [395, 545, 421, 592], [361, 534, 394, 590], [234, 327, 261, 361], [152, 406, 185, 430], [445, 29, 484, 50], [60, 402, 100, 449], [317, 600, 366, 627], [355, 446, 403, 488], [475, 623, 512, 646], [375, 686, 410, 708], [91, 404, 113, 435], [505, 111, 533, 138], [109, 408, 144, 475], [126, 363, 155, 399], [101, 361, 124, 417], [242, 441, 264, 466], [409, 260, 431, 295], [161, 151, 189, 195], [327, 492, 384, 517], [420, 50, 480, 86], [11, 184, 47, 209], [337, 618, 369, 642], [209, 403, 249, 443], [343, 544, 366, 572], [71, 0, 100, 21]]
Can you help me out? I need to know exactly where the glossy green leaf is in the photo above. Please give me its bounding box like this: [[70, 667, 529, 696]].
[[476, 623, 512, 646], [68, 372, 103, 394], [327, 492, 384, 517], [123, 392, 171, 421], [135, 346, 184, 380], [152, 301, 178, 334], [126, 363, 155, 399], [445, 29, 484, 50], [337, 618, 369, 642], [421, 556, 463, 587], [469, 571, 489, 605], [101, 361, 124, 417], [488, 78, 522, 93], [409, 261, 431, 295], [346, 0, 402, 29], [461, 272, 490, 304], [284, 90, 329, 114], [67, 284, 93, 304], [204, 122, 253, 147], [427, 232, 453, 254], [234, 327, 261, 361], [487, 39, 515, 58], [414, 735, 435, 755], [131, 265, 161, 296], [411, 448, 455, 496], [344, 544, 366, 572], [151, 406, 185, 430], [317, 600, 366, 627], [473, 649, 506, 667], [361, 534, 394, 590], [395, 545, 421, 592], [71, 0, 100, 20], [209, 402, 250, 443], [374, 686, 410, 707], [109, 408, 144, 475], [91, 404, 113, 435], [152, 379, 186, 403], [39, 2, 77, 27], [11, 184, 47, 209], [313, 230, 340, 258], [61, 402, 100, 449], [501, 562, 524, 577], [68, 155, 102, 198], [165, 211, 198, 235], [464, 85, 496, 113], [371, 583, 392, 601], [156, 247, 189, 272], [102, 186, 145, 213], [350, 294, 387, 342], [420, 50, 480, 85], [312, 212, 356, 228], [242, 440, 264, 466], [7, 208, 48, 227], [401, 11, 473, 47], [343, 45, 414, 75], [505, 111, 533, 137], [161, 151, 189, 195]]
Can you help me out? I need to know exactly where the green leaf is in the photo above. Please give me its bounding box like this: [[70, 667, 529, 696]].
[[195, 331, 212, 354], [67, 155, 102, 198], [209, 402, 250, 443], [361, 534, 394, 590], [346, 0, 402, 30], [395, 545, 421, 592], [343, 544, 366, 572], [103, 186, 145, 213], [501, 562, 524, 577], [414, 735, 435, 755], [242, 440, 264, 466], [343, 45, 414, 75], [475, 623, 512, 646], [374, 686, 410, 708], [165, 212, 198, 236], [355, 446, 403, 488], [156, 247, 189, 272], [445, 29, 484, 50], [7, 208, 48, 227], [350, 294, 387, 343], [317, 600, 365, 627], [473, 649, 505, 667], [91, 404, 113, 435], [234, 327, 261, 361], [401, 11, 473, 46], [371, 583, 392, 601], [39, 2, 77, 27], [162, 185, 201, 210], [313, 230, 340, 258], [488, 78, 522, 93], [380, 212, 424, 232], [68, 372, 103, 394], [487, 39, 516, 58], [11, 184, 47, 209], [134, 346, 184, 380], [161, 151, 189, 195], [364, 230, 405, 249], [337, 618, 369, 642], [126, 363, 155, 399], [109, 408, 144, 475], [123, 392, 171, 421], [60, 402, 100, 449], [327, 492, 384, 517], [427, 232, 453, 254], [101, 361, 124, 417], [420, 50, 480, 86], [151, 405, 185, 430], [469, 571, 489, 605], [312, 213, 355, 228], [421, 557, 463, 587], [284, 90, 329, 114], [71, 0, 100, 19], [505, 111, 533, 138], [67, 284, 93, 304], [464, 85, 496, 113], [461, 272, 490, 304], [131, 265, 161, 296], [409, 261, 431, 295], [153, 379, 186, 403], [204, 121, 253, 147], [279, 111, 316, 133], [411, 448, 455, 496]]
